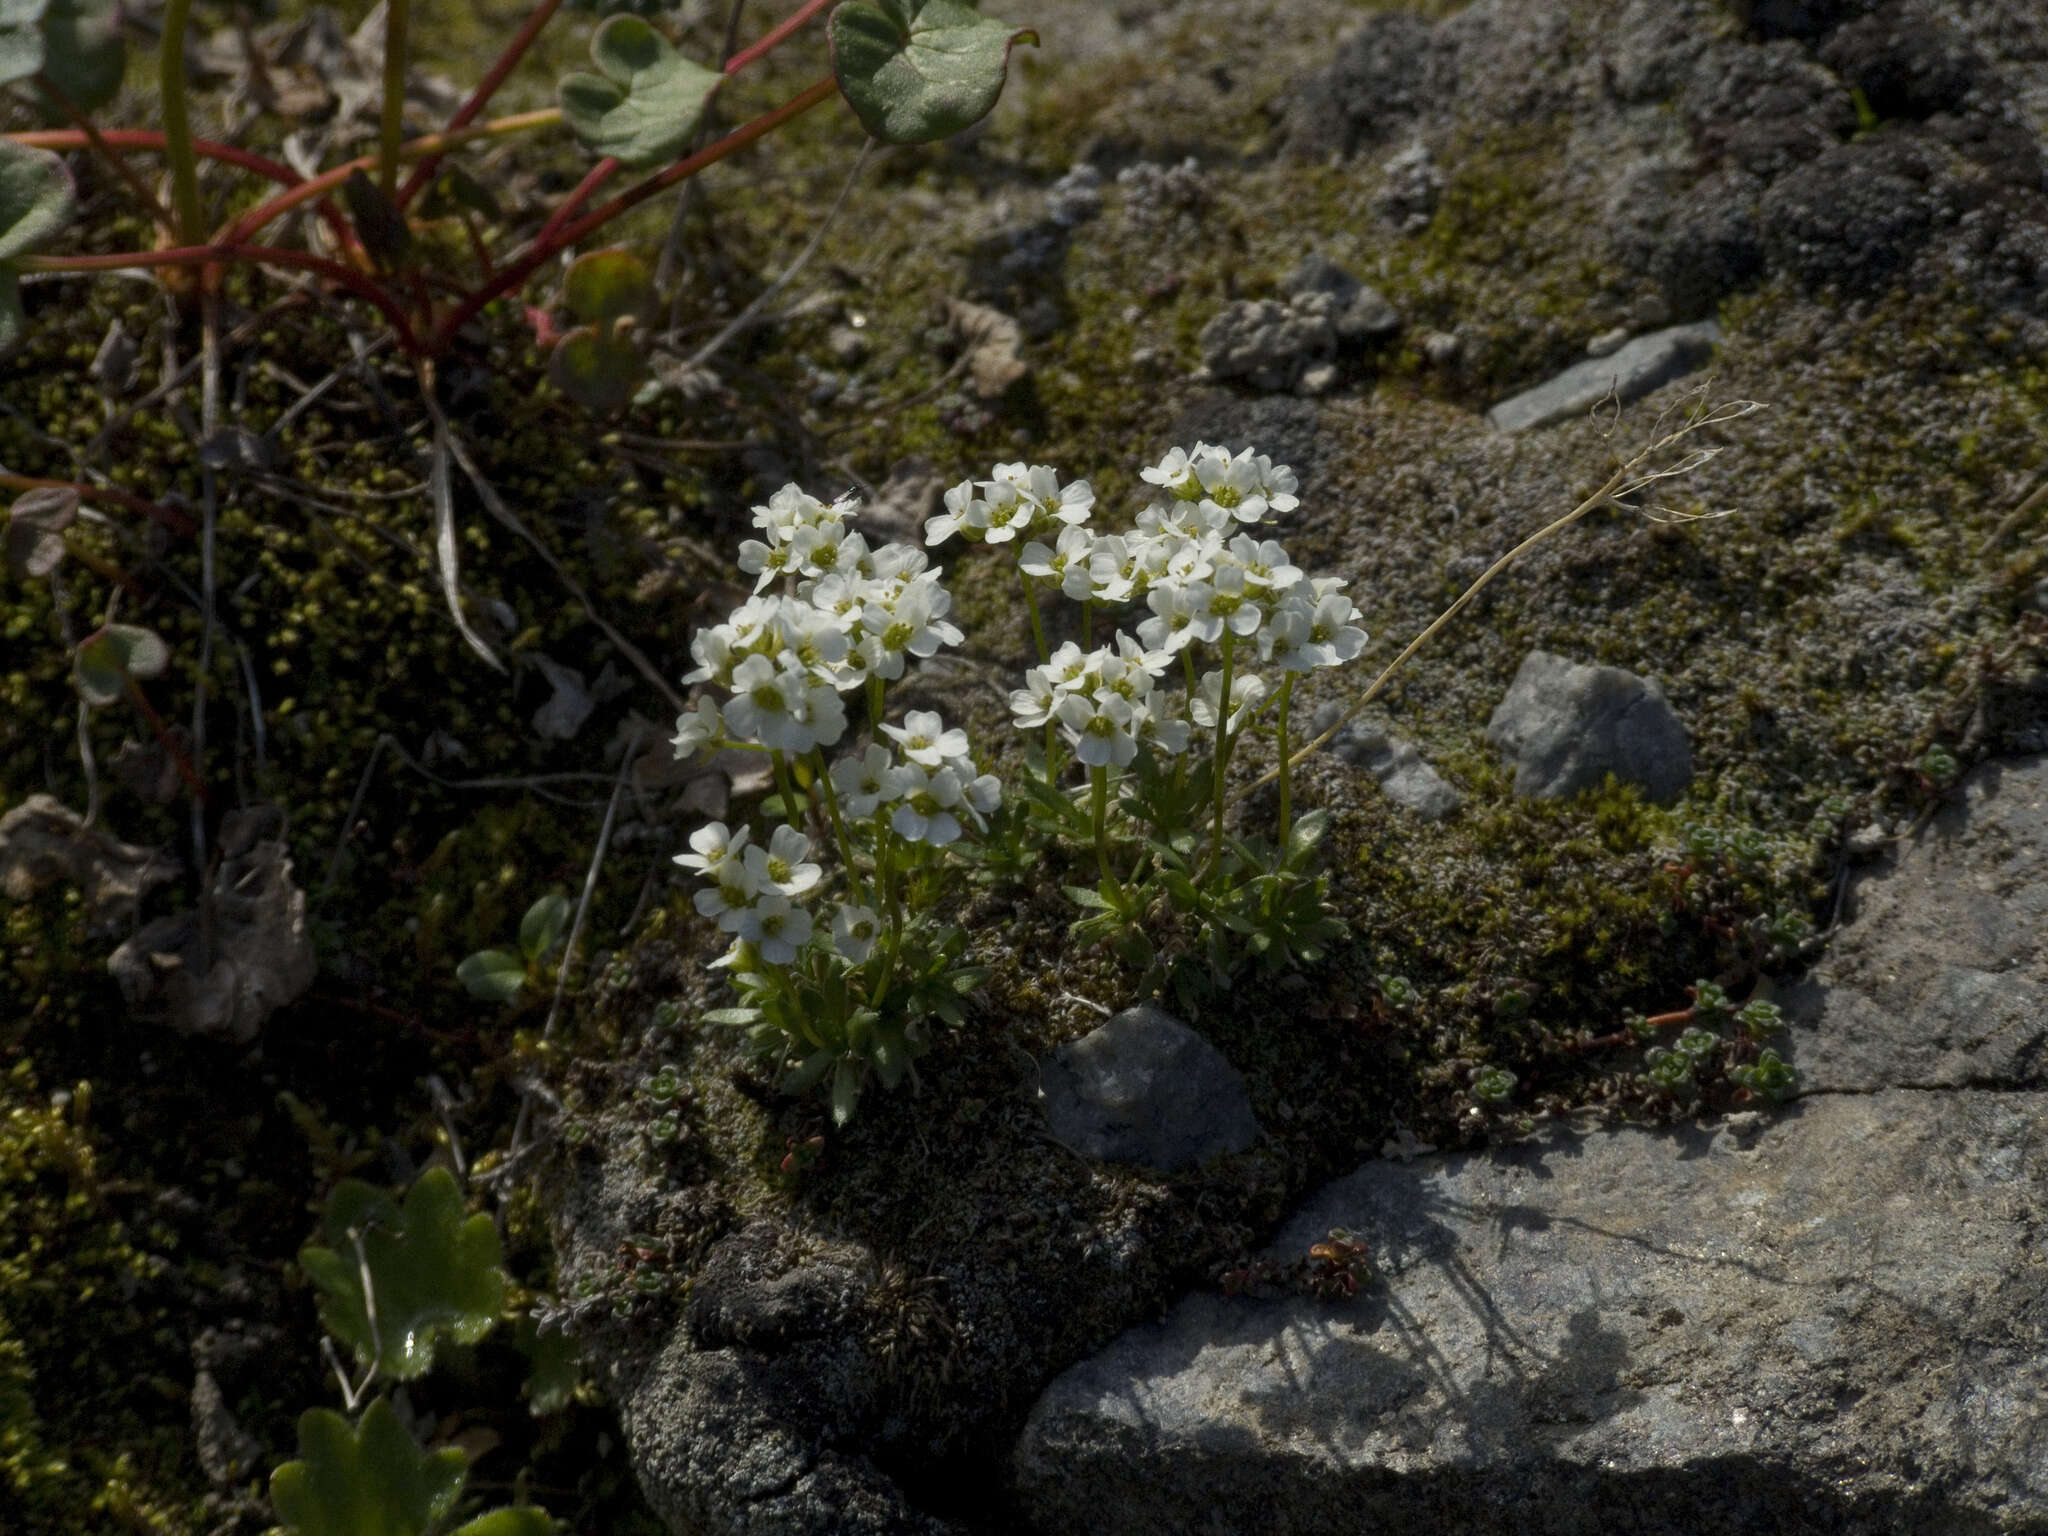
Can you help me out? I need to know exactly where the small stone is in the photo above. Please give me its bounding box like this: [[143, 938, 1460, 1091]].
[[1486, 320, 1723, 434], [1337, 286, 1403, 345], [1421, 330, 1462, 366], [1297, 362, 1340, 396], [1312, 704, 1462, 820], [1198, 299, 1335, 390], [1846, 821, 1890, 859], [826, 326, 870, 366], [1587, 325, 1630, 357], [1486, 649, 1693, 804], [1038, 1005, 1261, 1173], [1375, 139, 1443, 233]]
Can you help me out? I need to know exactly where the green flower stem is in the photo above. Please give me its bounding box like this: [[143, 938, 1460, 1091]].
[[1205, 630, 1236, 885], [157, 0, 206, 247], [809, 748, 862, 902], [1019, 565, 1049, 663], [379, 0, 411, 198], [1091, 765, 1111, 882], [1081, 597, 1093, 650], [866, 673, 885, 734], [1275, 672, 1294, 847], [769, 751, 803, 831]]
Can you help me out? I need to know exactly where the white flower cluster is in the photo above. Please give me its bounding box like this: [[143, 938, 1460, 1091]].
[[679, 822, 827, 965], [828, 711, 1002, 847], [932, 443, 1368, 763], [672, 486, 967, 759]]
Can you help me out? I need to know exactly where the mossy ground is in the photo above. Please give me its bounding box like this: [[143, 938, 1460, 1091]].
[[6, 0, 2048, 1529]]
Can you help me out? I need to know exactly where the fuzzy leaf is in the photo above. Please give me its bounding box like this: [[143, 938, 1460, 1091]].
[[558, 16, 722, 167], [0, 0, 48, 89], [299, 1167, 507, 1380], [456, 949, 526, 1001], [548, 322, 645, 413], [830, 0, 1034, 144], [5, 484, 76, 577], [270, 1399, 468, 1536], [74, 622, 167, 707], [518, 892, 571, 964], [0, 137, 72, 262], [562, 247, 656, 326], [38, 0, 123, 111]]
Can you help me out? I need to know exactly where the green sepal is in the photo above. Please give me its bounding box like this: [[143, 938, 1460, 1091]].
[[298, 1167, 507, 1381], [829, 0, 1035, 144]]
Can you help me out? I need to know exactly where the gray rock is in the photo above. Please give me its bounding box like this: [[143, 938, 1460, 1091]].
[[1485, 650, 1693, 804], [1045, 163, 1104, 229], [1420, 329, 1462, 367], [1818, 4, 1984, 121], [1296, 362, 1340, 397], [1782, 755, 2048, 1093], [1015, 1089, 2048, 1536], [1282, 255, 1403, 346], [1039, 1005, 1261, 1172], [1375, 139, 1443, 233], [1484, 321, 1723, 433], [1585, 325, 1629, 357], [1313, 704, 1462, 821], [1198, 299, 1334, 391], [857, 456, 946, 544], [1167, 393, 1321, 483]]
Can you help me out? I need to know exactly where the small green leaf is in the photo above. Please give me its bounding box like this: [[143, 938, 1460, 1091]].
[[6, 484, 76, 578], [0, 0, 49, 90], [519, 892, 572, 964], [1062, 884, 1112, 911], [299, 1167, 507, 1381], [829, 0, 1035, 144], [74, 622, 168, 707], [549, 322, 646, 413], [558, 16, 722, 167], [514, 1315, 581, 1416], [270, 1398, 469, 1536], [830, 1057, 859, 1126], [450, 1512, 554, 1536], [701, 1006, 762, 1026], [38, 0, 122, 111], [563, 247, 656, 326], [456, 949, 526, 1001], [0, 136, 72, 264]]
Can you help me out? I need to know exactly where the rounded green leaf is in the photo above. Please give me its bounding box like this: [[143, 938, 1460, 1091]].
[[299, 1167, 508, 1381], [829, 0, 1036, 144], [451, 1511, 556, 1536], [548, 322, 646, 413], [558, 15, 722, 167], [270, 1398, 471, 1536], [0, 137, 74, 263], [457, 948, 527, 1001], [0, 0, 50, 90], [518, 891, 572, 963], [74, 622, 168, 707], [562, 248, 655, 327], [39, 0, 123, 112]]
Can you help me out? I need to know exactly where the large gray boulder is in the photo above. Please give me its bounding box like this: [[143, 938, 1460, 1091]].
[[1014, 756, 2048, 1536], [1486, 650, 1694, 804]]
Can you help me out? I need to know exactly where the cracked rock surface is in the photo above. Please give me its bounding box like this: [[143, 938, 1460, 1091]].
[[1014, 756, 2048, 1535]]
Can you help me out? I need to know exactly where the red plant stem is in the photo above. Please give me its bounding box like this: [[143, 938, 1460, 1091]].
[[457, 210, 496, 280], [533, 157, 619, 251], [9, 128, 359, 255], [429, 77, 837, 353], [35, 76, 177, 235], [724, 0, 838, 76], [125, 683, 210, 805], [28, 245, 421, 354], [396, 0, 567, 211], [0, 471, 197, 538], [215, 109, 560, 249]]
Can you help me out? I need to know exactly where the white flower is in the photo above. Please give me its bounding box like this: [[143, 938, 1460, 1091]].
[[888, 762, 965, 845], [736, 892, 813, 965], [960, 771, 1002, 824], [675, 820, 750, 878], [1138, 582, 1204, 652], [1135, 703, 1192, 757], [1018, 524, 1094, 589], [1186, 565, 1265, 642], [1196, 446, 1298, 524], [1055, 690, 1139, 768], [1304, 590, 1368, 667], [926, 479, 985, 545], [743, 824, 822, 898], [671, 696, 725, 761], [1260, 603, 1315, 672], [693, 850, 763, 932], [860, 574, 963, 680], [1190, 669, 1269, 733], [883, 709, 970, 768], [831, 902, 882, 963], [1230, 534, 1302, 593], [830, 744, 898, 817], [722, 655, 847, 753], [1009, 667, 1060, 729]]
